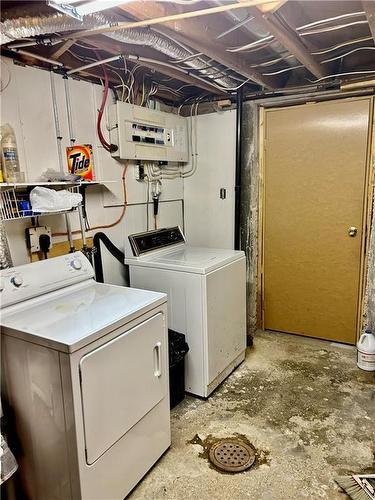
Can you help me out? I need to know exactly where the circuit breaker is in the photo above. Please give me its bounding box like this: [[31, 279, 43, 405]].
[[109, 102, 189, 162]]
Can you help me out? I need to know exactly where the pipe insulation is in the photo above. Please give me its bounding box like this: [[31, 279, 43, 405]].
[[0, 11, 238, 88]]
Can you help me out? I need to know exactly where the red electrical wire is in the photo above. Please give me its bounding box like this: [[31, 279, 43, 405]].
[[95, 50, 112, 152]]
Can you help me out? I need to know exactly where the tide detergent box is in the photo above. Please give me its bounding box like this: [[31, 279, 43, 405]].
[[66, 144, 94, 180]]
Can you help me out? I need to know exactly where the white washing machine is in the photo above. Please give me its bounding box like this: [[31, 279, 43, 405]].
[[126, 227, 246, 398], [0, 252, 170, 500]]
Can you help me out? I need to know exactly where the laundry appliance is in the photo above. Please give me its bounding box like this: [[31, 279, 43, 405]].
[[1, 252, 170, 500], [126, 227, 246, 398]]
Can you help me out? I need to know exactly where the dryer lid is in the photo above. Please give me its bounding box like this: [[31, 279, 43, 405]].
[[1, 281, 167, 352]]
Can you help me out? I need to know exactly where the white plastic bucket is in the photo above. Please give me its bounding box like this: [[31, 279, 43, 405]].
[[357, 329, 375, 372]]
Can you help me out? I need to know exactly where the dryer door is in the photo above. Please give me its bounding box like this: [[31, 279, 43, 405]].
[[79, 312, 167, 464]]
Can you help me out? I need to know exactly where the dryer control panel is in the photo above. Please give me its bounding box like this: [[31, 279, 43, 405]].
[[0, 252, 94, 308], [129, 227, 185, 256]]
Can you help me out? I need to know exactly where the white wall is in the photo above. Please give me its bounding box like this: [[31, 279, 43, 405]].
[[1, 58, 183, 284], [184, 109, 236, 249]]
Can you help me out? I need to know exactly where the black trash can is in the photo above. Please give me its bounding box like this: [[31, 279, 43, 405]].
[[168, 329, 189, 409]]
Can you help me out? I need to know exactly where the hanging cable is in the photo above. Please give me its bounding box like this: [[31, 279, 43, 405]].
[[227, 35, 274, 53], [321, 47, 375, 64], [307, 70, 375, 83], [299, 20, 368, 36], [250, 54, 293, 68], [311, 36, 373, 55], [296, 11, 365, 31], [262, 65, 304, 76], [51, 161, 129, 237], [216, 15, 255, 39], [88, 161, 129, 231], [94, 49, 112, 152]]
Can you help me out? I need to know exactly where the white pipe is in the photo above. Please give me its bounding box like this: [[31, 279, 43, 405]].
[[9, 48, 63, 66], [7, 38, 61, 49], [49, 72, 64, 173], [7, 40, 38, 49], [66, 54, 121, 74]]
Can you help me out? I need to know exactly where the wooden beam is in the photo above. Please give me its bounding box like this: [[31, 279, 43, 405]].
[[115, 2, 275, 88], [258, 1, 287, 13], [50, 39, 75, 59], [363, 1, 375, 43], [68, 0, 279, 39], [250, 7, 326, 79]]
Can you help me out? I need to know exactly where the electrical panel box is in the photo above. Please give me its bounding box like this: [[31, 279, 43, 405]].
[[109, 102, 189, 162]]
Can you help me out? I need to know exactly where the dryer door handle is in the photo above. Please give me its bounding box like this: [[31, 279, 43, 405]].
[[154, 342, 162, 377]]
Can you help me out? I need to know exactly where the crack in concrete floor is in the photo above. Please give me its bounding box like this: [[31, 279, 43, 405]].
[[130, 331, 375, 500]]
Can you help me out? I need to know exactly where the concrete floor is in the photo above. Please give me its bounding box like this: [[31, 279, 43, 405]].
[[130, 331, 375, 500]]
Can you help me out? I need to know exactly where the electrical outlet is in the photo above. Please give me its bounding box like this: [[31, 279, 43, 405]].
[[26, 226, 52, 253], [135, 163, 146, 181]]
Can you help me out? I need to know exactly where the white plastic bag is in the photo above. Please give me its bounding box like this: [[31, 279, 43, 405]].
[[30, 186, 82, 212]]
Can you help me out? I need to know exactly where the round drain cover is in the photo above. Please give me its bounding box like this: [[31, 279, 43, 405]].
[[208, 439, 256, 473]]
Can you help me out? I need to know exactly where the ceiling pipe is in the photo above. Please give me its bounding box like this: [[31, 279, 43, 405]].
[[8, 48, 64, 67], [66, 52, 226, 93], [340, 78, 375, 91], [67, 54, 121, 74]]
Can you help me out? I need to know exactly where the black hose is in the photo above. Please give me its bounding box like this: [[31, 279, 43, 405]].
[[93, 232, 129, 285]]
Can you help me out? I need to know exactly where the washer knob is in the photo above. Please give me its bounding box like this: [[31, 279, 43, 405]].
[[71, 259, 82, 270], [11, 275, 23, 287]]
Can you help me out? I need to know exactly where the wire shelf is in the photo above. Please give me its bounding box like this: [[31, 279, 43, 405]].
[[0, 185, 80, 221]]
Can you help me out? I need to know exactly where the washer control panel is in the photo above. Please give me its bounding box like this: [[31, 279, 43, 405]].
[[0, 252, 94, 308], [129, 226, 185, 256]]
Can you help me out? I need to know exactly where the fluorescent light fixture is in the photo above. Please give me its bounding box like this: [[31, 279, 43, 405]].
[[47, 0, 128, 20], [47, 1, 82, 20], [78, 0, 129, 16]]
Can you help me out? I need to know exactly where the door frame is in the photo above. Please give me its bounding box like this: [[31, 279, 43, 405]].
[[257, 96, 375, 343]]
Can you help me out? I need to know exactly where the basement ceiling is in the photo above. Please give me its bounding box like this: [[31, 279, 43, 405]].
[[1, 0, 375, 104]]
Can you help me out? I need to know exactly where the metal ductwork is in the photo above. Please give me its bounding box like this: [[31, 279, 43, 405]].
[[0, 222, 13, 269], [1, 11, 239, 88]]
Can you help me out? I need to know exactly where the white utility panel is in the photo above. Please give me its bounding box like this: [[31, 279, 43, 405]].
[[109, 102, 189, 162]]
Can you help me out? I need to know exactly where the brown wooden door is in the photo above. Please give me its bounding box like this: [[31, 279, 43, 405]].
[[262, 97, 372, 344]]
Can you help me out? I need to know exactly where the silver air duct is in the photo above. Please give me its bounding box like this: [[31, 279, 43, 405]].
[[1, 12, 238, 88], [0, 222, 13, 269]]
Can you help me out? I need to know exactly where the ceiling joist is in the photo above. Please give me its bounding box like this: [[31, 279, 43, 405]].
[[68, 0, 281, 40], [362, 1, 375, 43], [50, 39, 76, 59], [250, 7, 326, 79], [117, 2, 276, 89]]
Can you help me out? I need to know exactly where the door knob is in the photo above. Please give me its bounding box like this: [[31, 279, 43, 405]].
[[348, 226, 358, 237]]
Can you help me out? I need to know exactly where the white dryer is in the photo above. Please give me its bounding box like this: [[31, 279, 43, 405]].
[[126, 227, 246, 398], [1, 252, 170, 500]]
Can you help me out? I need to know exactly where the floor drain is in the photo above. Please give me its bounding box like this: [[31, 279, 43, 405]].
[[208, 439, 256, 473]]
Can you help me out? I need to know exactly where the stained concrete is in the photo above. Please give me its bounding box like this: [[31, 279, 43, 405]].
[[130, 331, 374, 500]]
